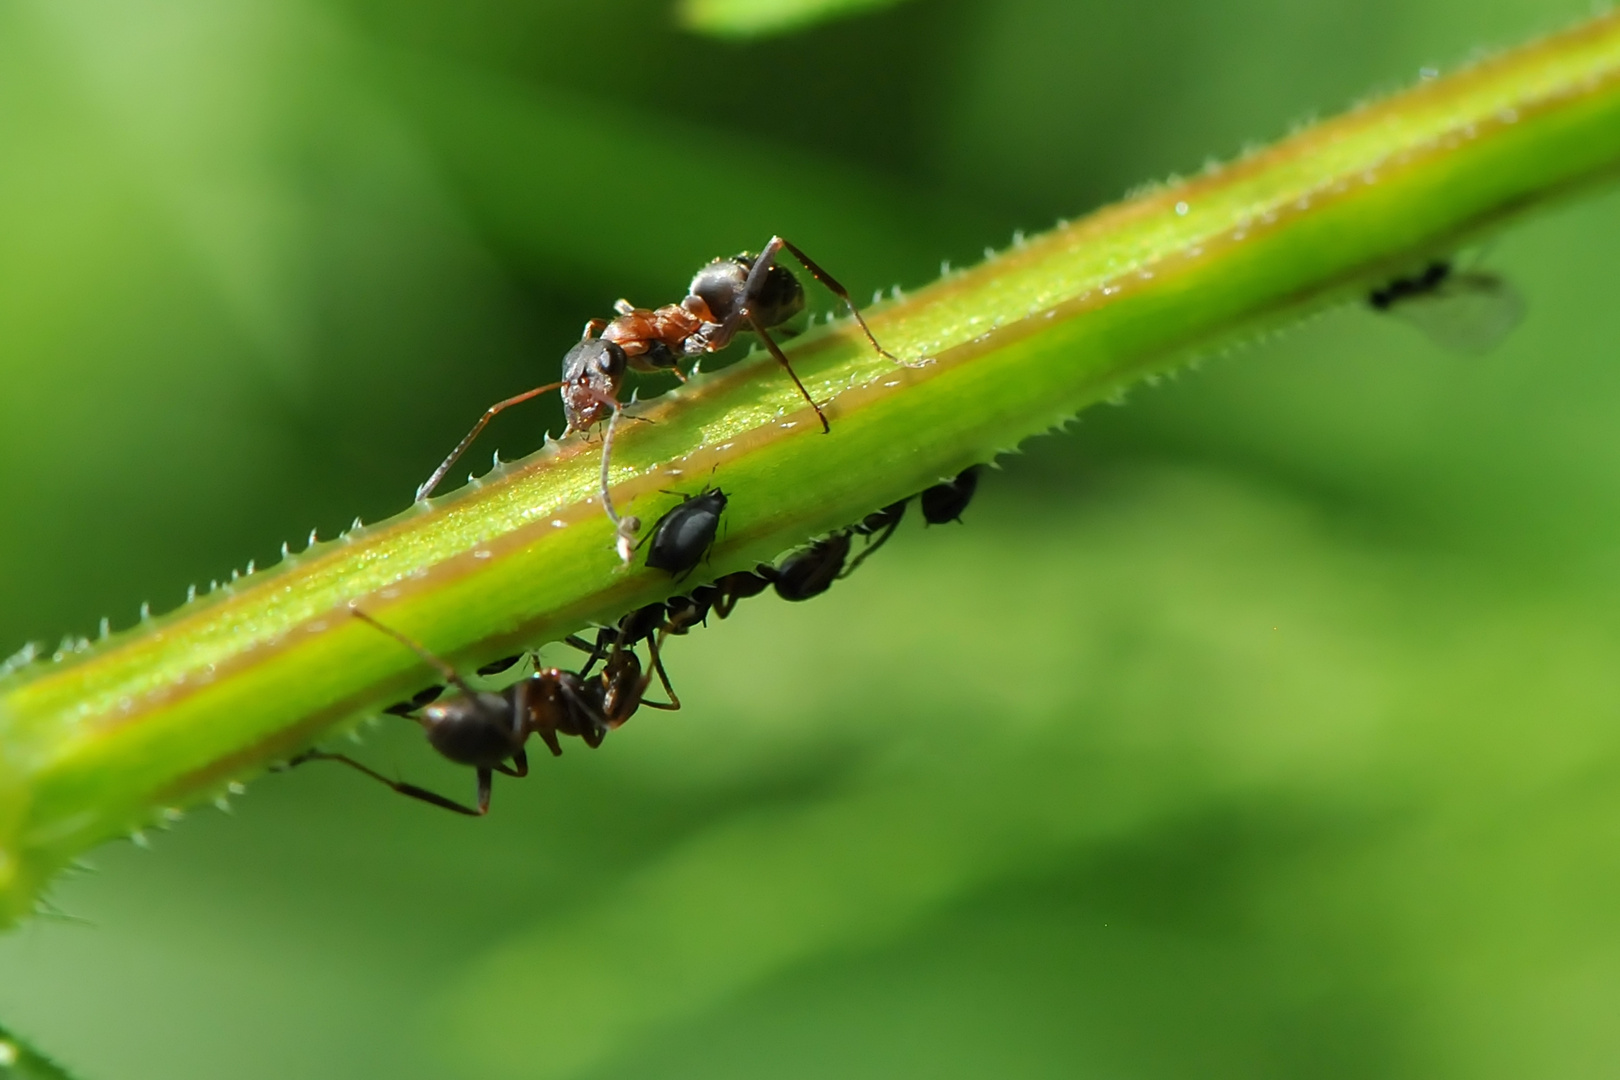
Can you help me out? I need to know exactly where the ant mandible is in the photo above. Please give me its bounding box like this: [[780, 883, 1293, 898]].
[[414, 237, 914, 508]]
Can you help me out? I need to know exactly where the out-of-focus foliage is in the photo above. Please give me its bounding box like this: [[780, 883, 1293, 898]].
[[0, 1025, 77, 1080], [2, 1, 1619, 1078], [677, 0, 919, 39]]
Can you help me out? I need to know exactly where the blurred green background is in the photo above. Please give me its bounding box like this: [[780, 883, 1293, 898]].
[[5, 0, 1620, 1076]]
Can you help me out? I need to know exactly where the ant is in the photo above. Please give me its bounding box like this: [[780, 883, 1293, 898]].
[[599, 237, 905, 434], [414, 238, 916, 542], [287, 609, 673, 815]]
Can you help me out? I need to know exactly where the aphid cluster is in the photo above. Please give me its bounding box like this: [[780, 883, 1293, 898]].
[[291, 468, 982, 814]]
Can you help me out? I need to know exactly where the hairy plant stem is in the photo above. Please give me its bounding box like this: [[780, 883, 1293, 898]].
[[5, 13, 1620, 923]]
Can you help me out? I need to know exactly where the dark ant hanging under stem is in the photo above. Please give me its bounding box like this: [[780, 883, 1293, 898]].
[[283, 608, 671, 815]]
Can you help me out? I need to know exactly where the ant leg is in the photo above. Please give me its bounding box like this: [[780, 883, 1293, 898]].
[[416, 381, 564, 501], [768, 236, 916, 367], [291, 749, 487, 816], [494, 748, 529, 778], [639, 633, 681, 710], [476, 654, 525, 676], [537, 726, 564, 757], [745, 313, 831, 434], [564, 632, 612, 677], [384, 684, 444, 716]]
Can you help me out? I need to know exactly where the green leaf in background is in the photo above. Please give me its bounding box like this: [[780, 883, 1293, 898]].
[[0, 1024, 78, 1080], [676, 0, 918, 38]]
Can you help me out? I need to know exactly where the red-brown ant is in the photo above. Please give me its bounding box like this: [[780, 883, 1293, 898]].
[[599, 237, 905, 434], [287, 610, 673, 815], [414, 238, 914, 520]]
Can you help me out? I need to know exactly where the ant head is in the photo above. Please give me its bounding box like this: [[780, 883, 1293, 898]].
[[562, 336, 628, 384], [598, 647, 646, 725], [561, 337, 628, 429]]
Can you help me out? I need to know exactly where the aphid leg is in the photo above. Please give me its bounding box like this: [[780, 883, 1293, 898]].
[[761, 236, 918, 366], [744, 312, 831, 433], [416, 381, 564, 501], [842, 509, 906, 579], [564, 632, 612, 677], [290, 749, 488, 816]]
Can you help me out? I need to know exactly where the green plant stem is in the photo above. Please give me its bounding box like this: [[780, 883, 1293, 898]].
[[4, 13, 1620, 922]]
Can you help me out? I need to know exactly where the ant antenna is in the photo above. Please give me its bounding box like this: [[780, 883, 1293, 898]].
[[350, 608, 483, 703], [586, 387, 641, 565], [416, 380, 563, 501]]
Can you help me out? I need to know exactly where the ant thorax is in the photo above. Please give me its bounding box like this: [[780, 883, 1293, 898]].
[[602, 303, 703, 370]]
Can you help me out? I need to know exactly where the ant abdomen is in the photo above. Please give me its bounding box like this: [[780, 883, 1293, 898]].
[[420, 692, 523, 767]]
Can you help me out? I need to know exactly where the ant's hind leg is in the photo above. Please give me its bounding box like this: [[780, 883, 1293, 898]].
[[289, 749, 488, 816], [767, 236, 917, 367]]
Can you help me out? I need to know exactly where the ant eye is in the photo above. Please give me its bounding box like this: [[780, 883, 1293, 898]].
[[594, 341, 627, 376]]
